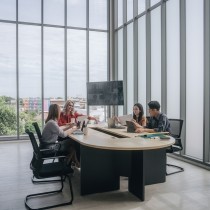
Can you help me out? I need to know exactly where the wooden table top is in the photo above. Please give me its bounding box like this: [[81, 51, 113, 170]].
[[69, 125, 175, 151]]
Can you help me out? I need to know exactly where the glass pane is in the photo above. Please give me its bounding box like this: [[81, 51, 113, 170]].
[[89, 31, 107, 122], [67, 29, 87, 115], [151, 7, 161, 104], [118, 29, 123, 116], [0, 23, 17, 137], [138, 0, 145, 14], [0, 0, 16, 21], [138, 16, 146, 112], [19, 0, 41, 23], [118, 0, 123, 27], [186, 0, 203, 160], [127, 23, 133, 114], [89, 0, 107, 30], [44, 27, 64, 103], [44, 0, 64, 25], [166, 0, 180, 119], [127, 0, 133, 21], [89, 32, 107, 82], [19, 25, 42, 134], [67, 0, 86, 28], [150, 0, 160, 7]]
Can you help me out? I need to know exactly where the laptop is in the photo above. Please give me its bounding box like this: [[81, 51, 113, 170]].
[[72, 121, 86, 135], [118, 114, 133, 126], [126, 121, 135, 133]]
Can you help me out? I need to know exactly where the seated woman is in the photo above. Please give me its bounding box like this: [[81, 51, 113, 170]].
[[42, 103, 80, 167], [115, 103, 146, 128], [58, 100, 98, 126]]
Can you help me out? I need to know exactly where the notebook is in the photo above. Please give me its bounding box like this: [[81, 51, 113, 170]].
[[126, 121, 135, 133]]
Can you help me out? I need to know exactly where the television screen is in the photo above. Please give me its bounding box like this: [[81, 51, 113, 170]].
[[87, 81, 124, 106]]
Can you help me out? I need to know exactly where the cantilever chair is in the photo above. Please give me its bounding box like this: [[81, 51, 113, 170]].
[[31, 122, 67, 183], [166, 119, 184, 175], [25, 129, 74, 210]]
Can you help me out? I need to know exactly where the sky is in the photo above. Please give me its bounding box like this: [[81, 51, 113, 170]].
[[0, 0, 108, 99]]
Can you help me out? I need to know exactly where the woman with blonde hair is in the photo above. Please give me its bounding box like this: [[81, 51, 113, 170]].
[[58, 99, 97, 126], [42, 103, 80, 167]]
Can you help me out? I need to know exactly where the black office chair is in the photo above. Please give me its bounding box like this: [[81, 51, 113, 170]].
[[25, 129, 74, 210], [31, 122, 67, 183], [166, 119, 184, 175]]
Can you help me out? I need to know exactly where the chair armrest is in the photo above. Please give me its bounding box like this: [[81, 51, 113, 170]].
[[172, 138, 183, 150], [41, 155, 66, 160]]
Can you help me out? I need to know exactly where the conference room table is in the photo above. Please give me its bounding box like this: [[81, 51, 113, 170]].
[[69, 125, 175, 201]]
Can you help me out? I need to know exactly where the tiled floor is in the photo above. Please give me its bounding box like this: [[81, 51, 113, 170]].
[[0, 141, 210, 210]]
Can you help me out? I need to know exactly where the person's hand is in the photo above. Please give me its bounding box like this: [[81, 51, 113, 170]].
[[66, 127, 77, 136], [94, 118, 98, 124], [66, 123, 76, 128], [131, 119, 141, 128], [113, 116, 120, 124], [135, 127, 145, 133]]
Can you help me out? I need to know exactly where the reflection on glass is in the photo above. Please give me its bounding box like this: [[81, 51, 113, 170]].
[[186, 0, 203, 160], [138, 0, 145, 14], [166, 0, 180, 119], [127, 0, 133, 21], [138, 17, 146, 112], [118, 29, 123, 116], [19, 25, 41, 134], [19, 0, 41, 23], [89, 31, 107, 122], [0, 23, 17, 137], [127, 23, 133, 113], [0, 0, 16, 21], [151, 8, 161, 103], [89, 0, 107, 30], [67, 0, 86, 28], [118, 0, 123, 27], [44, 27, 64, 99], [67, 29, 87, 114], [44, 0, 64, 25]]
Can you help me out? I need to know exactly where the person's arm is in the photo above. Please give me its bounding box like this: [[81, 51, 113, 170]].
[[87, 116, 98, 123], [155, 114, 169, 132], [141, 116, 147, 127], [65, 127, 77, 136], [135, 127, 155, 133], [131, 119, 142, 128]]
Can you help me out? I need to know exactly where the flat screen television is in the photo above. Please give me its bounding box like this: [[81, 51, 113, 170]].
[[87, 80, 124, 106]]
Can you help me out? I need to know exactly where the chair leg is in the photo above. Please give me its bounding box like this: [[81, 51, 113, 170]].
[[166, 163, 184, 176], [31, 175, 66, 184], [25, 175, 73, 210]]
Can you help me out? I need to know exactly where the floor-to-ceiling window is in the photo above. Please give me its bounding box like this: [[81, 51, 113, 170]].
[[115, 0, 210, 166], [166, 0, 180, 118], [185, 0, 204, 160], [0, 0, 108, 139]]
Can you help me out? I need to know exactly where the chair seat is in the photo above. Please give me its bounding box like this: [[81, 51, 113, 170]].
[[166, 145, 181, 153], [35, 162, 73, 178]]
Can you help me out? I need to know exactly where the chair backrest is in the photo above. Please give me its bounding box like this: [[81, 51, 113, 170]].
[[32, 122, 43, 144], [168, 119, 183, 138], [25, 129, 43, 175]]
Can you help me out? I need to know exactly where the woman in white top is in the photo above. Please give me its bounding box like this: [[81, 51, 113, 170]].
[[42, 103, 79, 167]]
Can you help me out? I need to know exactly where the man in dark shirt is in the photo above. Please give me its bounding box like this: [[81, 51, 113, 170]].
[[135, 101, 171, 133]]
